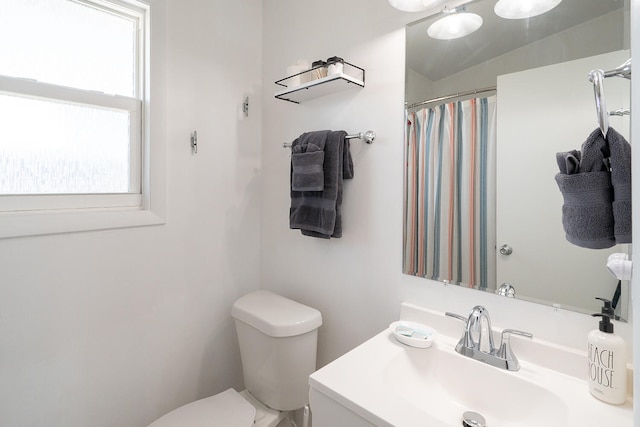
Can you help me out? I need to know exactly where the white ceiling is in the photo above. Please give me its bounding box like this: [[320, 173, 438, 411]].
[[406, 0, 626, 82]]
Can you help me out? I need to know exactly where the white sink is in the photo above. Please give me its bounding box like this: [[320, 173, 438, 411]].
[[385, 339, 568, 426], [309, 303, 633, 427]]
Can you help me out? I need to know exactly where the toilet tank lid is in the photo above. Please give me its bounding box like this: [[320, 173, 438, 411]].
[[232, 291, 322, 337]]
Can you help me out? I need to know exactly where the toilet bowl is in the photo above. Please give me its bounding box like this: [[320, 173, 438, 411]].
[[148, 291, 322, 427]]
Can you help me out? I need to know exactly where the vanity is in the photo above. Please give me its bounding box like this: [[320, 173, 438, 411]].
[[309, 303, 633, 427]]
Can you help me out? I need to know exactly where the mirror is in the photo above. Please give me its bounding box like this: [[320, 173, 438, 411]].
[[404, 0, 631, 319]]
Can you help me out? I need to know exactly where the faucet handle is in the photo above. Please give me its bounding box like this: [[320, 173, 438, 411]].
[[445, 312, 475, 350], [501, 329, 533, 340], [498, 329, 533, 371], [445, 312, 468, 324]]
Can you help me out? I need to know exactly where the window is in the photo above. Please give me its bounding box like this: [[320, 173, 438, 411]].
[[0, 0, 166, 238]]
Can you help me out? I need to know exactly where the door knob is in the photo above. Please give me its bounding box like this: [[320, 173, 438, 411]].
[[499, 244, 513, 256]]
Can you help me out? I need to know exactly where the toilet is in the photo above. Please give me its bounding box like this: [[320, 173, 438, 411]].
[[149, 290, 322, 427]]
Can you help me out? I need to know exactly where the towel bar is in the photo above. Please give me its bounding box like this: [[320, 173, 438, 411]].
[[588, 58, 631, 137], [283, 130, 375, 148]]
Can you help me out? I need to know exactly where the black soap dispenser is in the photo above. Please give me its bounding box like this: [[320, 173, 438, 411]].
[[587, 302, 627, 404]]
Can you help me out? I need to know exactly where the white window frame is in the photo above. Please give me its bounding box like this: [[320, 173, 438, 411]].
[[0, 0, 166, 239]]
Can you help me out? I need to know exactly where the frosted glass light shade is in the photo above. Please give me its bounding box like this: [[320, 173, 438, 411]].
[[427, 12, 483, 40], [388, 0, 441, 12], [494, 0, 562, 19]]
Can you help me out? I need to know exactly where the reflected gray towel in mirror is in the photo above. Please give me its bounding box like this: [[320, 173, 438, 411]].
[[554, 128, 616, 249], [555, 150, 581, 175], [578, 128, 611, 173], [555, 171, 615, 249], [606, 127, 632, 244]]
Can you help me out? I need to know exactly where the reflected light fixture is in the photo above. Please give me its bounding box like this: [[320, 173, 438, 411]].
[[388, 0, 442, 12], [427, 6, 483, 40], [494, 0, 562, 19]]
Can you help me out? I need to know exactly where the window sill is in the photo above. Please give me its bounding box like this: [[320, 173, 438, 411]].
[[0, 208, 165, 239]]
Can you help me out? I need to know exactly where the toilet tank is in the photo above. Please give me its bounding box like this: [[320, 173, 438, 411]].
[[231, 291, 322, 411]]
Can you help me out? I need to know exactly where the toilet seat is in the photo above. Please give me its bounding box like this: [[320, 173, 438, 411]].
[[148, 388, 256, 427]]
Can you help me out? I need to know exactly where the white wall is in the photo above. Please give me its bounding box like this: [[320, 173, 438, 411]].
[[260, 0, 633, 372], [0, 1, 263, 426], [261, 0, 411, 365], [406, 9, 625, 106], [405, 67, 433, 106]]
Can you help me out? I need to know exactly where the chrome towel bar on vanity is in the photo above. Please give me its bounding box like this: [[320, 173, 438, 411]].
[[282, 130, 376, 148]]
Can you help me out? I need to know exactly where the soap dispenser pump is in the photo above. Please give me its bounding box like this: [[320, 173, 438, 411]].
[[596, 297, 614, 317], [587, 309, 627, 404]]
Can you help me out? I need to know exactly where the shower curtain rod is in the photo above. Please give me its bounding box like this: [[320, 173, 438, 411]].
[[406, 86, 497, 110]]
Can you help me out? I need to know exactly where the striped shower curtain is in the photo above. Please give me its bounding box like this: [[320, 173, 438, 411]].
[[403, 95, 497, 289]]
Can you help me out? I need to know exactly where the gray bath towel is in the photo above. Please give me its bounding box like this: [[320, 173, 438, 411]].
[[606, 127, 632, 244], [290, 130, 352, 238], [343, 138, 354, 179], [291, 131, 327, 191], [554, 128, 616, 249], [307, 136, 352, 239], [302, 133, 351, 238]]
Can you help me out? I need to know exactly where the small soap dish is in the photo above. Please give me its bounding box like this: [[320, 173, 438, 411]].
[[389, 321, 437, 349]]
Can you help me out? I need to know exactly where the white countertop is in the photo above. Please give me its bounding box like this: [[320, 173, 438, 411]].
[[309, 303, 633, 427]]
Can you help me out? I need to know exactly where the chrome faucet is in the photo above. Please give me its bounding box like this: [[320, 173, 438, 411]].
[[445, 306, 532, 371]]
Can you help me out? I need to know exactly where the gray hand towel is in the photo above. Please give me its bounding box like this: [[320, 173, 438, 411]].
[[555, 171, 615, 249], [555, 150, 581, 175], [290, 130, 352, 238], [291, 132, 327, 191], [606, 127, 632, 244], [579, 128, 611, 173], [554, 128, 616, 249]]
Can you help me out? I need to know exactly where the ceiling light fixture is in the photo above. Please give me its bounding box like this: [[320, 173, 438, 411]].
[[427, 6, 483, 40], [387, 0, 442, 12], [494, 0, 562, 19]]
